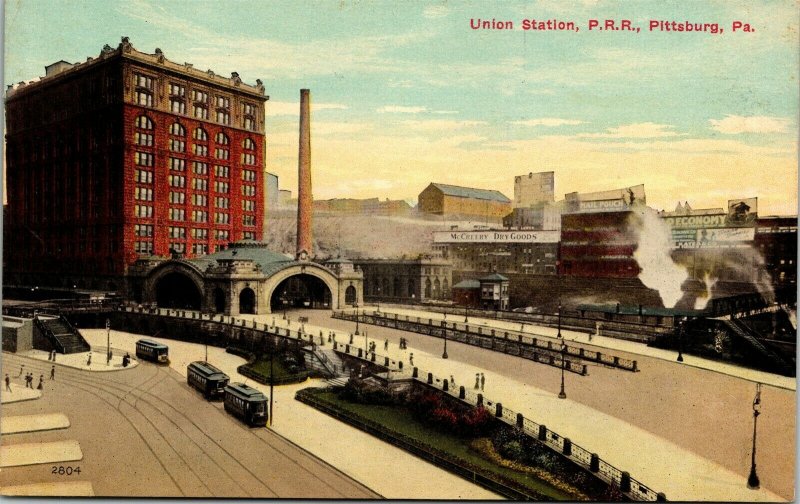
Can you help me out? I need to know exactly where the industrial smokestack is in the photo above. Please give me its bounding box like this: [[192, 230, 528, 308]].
[[296, 89, 312, 260]]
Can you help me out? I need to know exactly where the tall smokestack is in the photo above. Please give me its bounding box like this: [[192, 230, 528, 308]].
[[296, 89, 312, 260]]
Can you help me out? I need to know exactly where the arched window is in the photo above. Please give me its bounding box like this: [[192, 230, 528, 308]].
[[170, 122, 185, 136], [215, 132, 229, 145], [193, 127, 208, 141], [243, 138, 256, 150], [135, 115, 154, 130]]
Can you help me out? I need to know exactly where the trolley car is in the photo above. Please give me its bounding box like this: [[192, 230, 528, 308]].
[[135, 339, 169, 364], [187, 361, 230, 400], [223, 383, 268, 426]]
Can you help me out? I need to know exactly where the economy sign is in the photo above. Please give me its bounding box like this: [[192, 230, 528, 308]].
[[433, 230, 560, 243], [672, 227, 755, 249]]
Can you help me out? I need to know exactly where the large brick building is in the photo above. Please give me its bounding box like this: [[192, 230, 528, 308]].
[[4, 37, 268, 291], [418, 183, 511, 222]]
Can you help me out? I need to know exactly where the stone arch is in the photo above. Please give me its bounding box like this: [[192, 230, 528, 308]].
[[239, 287, 256, 314], [345, 285, 357, 305], [144, 260, 207, 310], [424, 278, 432, 299], [434, 278, 441, 299], [263, 263, 341, 312]]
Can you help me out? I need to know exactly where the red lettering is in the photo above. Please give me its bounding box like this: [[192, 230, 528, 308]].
[[589, 19, 599, 30], [605, 20, 616, 30], [732, 21, 743, 31]]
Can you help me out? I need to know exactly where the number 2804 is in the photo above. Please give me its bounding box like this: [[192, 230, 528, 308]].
[[52, 465, 81, 475]]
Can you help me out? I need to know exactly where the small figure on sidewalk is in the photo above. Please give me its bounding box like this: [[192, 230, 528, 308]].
[[480, 373, 485, 391], [26, 373, 33, 388], [349, 333, 354, 345], [409, 353, 414, 366], [50, 366, 56, 380], [319, 334, 324, 345], [332, 333, 337, 343], [474, 373, 480, 390], [5, 374, 11, 392], [17, 365, 24, 378], [37, 375, 44, 390], [108, 349, 113, 364], [450, 375, 455, 387], [87, 353, 92, 366], [122, 354, 130, 367], [52, 351, 57, 362], [384, 339, 388, 351]]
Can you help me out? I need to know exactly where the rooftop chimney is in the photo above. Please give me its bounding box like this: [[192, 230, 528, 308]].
[[296, 89, 312, 260]]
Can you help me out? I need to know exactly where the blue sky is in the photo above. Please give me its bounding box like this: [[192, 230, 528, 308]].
[[4, 0, 798, 213]]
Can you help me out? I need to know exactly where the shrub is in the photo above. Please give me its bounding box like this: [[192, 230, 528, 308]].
[[499, 440, 526, 461], [460, 406, 494, 437], [431, 407, 459, 430]]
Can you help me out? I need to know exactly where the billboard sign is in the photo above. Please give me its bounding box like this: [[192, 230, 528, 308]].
[[727, 197, 758, 226], [672, 227, 755, 249], [433, 230, 560, 244]]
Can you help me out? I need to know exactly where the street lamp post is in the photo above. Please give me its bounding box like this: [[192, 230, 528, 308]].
[[747, 383, 762, 489], [558, 340, 567, 399], [354, 302, 360, 336], [442, 320, 448, 359], [557, 304, 562, 339], [106, 319, 111, 365]]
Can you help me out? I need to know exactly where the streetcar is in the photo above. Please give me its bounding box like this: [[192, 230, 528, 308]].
[[223, 382, 268, 427], [187, 361, 230, 400], [135, 339, 169, 364]]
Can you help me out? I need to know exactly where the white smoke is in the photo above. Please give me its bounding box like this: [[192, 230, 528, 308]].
[[694, 272, 717, 310], [629, 207, 690, 308]]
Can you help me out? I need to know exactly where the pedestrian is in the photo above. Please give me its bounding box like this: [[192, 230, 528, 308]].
[[409, 353, 414, 366], [474, 373, 480, 390], [50, 366, 55, 380], [384, 339, 388, 351], [450, 375, 455, 387], [37, 375, 44, 390], [47, 350, 52, 361], [480, 373, 485, 391], [332, 333, 337, 343], [17, 365, 24, 378], [26, 373, 32, 388], [52, 351, 56, 362], [5, 374, 11, 392], [87, 353, 92, 366], [349, 333, 354, 345]]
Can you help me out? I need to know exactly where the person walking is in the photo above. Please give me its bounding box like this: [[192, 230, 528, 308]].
[[5, 374, 11, 393], [37, 375, 44, 390], [384, 339, 388, 351], [480, 373, 485, 391], [50, 366, 55, 380], [17, 364, 24, 378], [450, 375, 455, 387], [409, 353, 414, 366], [25, 373, 32, 388], [52, 351, 57, 362], [474, 373, 480, 390], [87, 353, 92, 366]]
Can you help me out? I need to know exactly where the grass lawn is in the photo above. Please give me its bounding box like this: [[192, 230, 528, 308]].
[[246, 355, 306, 381], [310, 390, 576, 501]]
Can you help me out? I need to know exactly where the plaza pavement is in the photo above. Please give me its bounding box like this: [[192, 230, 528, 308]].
[[240, 309, 791, 502]]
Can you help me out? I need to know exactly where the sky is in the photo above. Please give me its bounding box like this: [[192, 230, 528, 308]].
[[4, 0, 799, 214]]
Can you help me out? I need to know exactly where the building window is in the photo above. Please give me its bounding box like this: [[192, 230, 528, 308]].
[[169, 191, 185, 204], [192, 89, 209, 103], [243, 103, 257, 131], [193, 178, 208, 191], [215, 212, 230, 224], [134, 152, 154, 167], [193, 194, 207, 207], [191, 228, 208, 239], [135, 115, 154, 130], [170, 157, 185, 171], [171, 99, 186, 114], [193, 161, 209, 175], [136, 90, 153, 107], [193, 144, 208, 156], [214, 165, 229, 178], [134, 132, 153, 146], [136, 74, 154, 90], [192, 243, 208, 255], [215, 196, 229, 209], [242, 169, 256, 182], [242, 152, 256, 165], [134, 205, 153, 218], [192, 210, 208, 223], [169, 226, 186, 239], [214, 147, 229, 160], [169, 138, 186, 152], [242, 199, 255, 211], [193, 128, 208, 141], [170, 242, 186, 254], [215, 132, 229, 145], [193, 104, 208, 119], [135, 241, 154, 254], [217, 229, 230, 241], [215, 181, 229, 193], [134, 224, 153, 237], [170, 122, 186, 136], [216, 109, 230, 124], [169, 208, 185, 221], [243, 138, 256, 150], [170, 83, 185, 97], [243, 231, 255, 240], [216, 95, 230, 108], [243, 215, 255, 227], [135, 187, 154, 201], [169, 175, 186, 188], [241, 185, 256, 197], [135, 169, 153, 184]]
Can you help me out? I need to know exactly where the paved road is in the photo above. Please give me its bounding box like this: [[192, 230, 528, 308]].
[[0, 352, 379, 498], [286, 307, 795, 502]]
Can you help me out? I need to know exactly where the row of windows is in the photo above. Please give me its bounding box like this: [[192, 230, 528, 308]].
[[134, 205, 153, 218], [135, 187, 154, 201], [242, 169, 256, 182], [242, 185, 256, 197], [135, 241, 154, 254], [135, 224, 153, 237], [136, 74, 260, 130]]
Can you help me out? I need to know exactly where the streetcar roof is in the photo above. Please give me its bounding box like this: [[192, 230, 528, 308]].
[[136, 339, 168, 349], [188, 361, 229, 380], [225, 382, 267, 401]]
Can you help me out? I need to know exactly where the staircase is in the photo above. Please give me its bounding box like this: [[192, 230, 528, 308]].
[[35, 315, 91, 354], [304, 345, 349, 382], [722, 319, 794, 375]]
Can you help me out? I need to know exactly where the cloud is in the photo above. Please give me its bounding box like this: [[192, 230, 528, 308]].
[[423, 5, 449, 18], [267, 101, 348, 116], [709, 115, 792, 134], [377, 106, 428, 114], [577, 122, 682, 139], [511, 118, 586, 127], [400, 119, 487, 131]]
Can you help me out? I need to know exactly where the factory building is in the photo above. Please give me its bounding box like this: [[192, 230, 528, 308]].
[[417, 182, 511, 222]]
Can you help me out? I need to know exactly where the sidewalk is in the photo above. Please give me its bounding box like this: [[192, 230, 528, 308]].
[[17, 347, 139, 372], [375, 306, 796, 390]]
